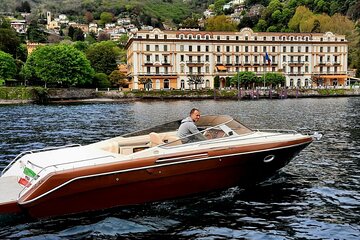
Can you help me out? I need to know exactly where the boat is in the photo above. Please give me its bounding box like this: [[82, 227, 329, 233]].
[[0, 115, 320, 218]]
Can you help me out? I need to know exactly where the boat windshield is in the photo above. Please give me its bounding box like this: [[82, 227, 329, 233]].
[[161, 115, 253, 147]]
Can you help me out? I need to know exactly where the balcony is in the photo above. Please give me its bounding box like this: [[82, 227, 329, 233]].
[[138, 72, 178, 77], [333, 62, 341, 65], [186, 61, 204, 66], [287, 72, 305, 76], [144, 61, 153, 66], [161, 61, 171, 65], [288, 61, 305, 66]]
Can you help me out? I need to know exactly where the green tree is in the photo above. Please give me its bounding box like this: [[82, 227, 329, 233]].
[[205, 15, 237, 31], [231, 71, 258, 88], [86, 41, 120, 75], [27, 21, 48, 43], [100, 12, 114, 26], [22, 44, 94, 87], [261, 72, 286, 87], [0, 51, 17, 81], [93, 73, 110, 88]]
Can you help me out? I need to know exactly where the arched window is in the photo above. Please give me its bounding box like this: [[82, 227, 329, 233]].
[[180, 34, 184, 39], [188, 34, 192, 39], [164, 79, 170, 89], [155, 79, 160, 89], [297, 79, 301, 87], [290, 79, 294, 87], [196, 34, 201, 40], [181, 79, 185, 89], [305, 78, 309, 87]]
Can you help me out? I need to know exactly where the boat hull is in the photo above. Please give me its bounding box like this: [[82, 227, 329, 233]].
[[20, 139, 311, 218]]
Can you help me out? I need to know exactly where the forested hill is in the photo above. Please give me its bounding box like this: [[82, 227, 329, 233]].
[[0, 0, 209, 26]]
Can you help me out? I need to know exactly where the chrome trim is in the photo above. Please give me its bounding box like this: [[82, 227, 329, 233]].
[[19, 140, 311, 205], [156, 153, 208, 163]]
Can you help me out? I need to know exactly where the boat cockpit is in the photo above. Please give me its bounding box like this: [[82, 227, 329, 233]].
[[94, 115, 253, 155]]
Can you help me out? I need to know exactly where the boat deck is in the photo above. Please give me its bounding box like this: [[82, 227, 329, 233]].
[[0, 176, 23, 203]]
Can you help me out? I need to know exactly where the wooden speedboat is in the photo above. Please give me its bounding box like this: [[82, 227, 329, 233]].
[[0, 115, 317, 218]]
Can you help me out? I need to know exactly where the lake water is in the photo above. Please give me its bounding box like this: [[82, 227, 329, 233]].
[[0, 98, 359, 239]]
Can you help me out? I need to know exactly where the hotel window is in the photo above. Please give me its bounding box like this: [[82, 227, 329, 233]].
[[263, 46, 266, 52], [155, 55, 159, 61], [226, 46, 230, 52], [156, 67, 159, 74], [245, 56, 249, 63], [189, 35, 192, 40], [264, 37, 267, 41], [305, 66, 309, 73], [164, 45, 168, 51], [236, 46, 239, 52], [155, 35, 158, 39], [146, 34, 149, 39], [305, 46, 309, 52], [283, 55, 286, 62], [189, 45, 192, 52], [290, 46, 294, 52], [206, 35, 209, 40], [227, 36, 230, 40], [189, 67, 193, 73], [164, 35, 167, 39], [155, 45, 159, 51], [283, 46, 286, 52], [217, 36, 220, 40], [146, 55, 151, 62], [180, 55, 184, 62], [180, 45, 184, 51], [254, 46, 258, 52], [217, 56, 221, 62], [254, 36, 257, 40], [272, 37, 275, 41], [146, 45, 150, 51], [181, 65, 184, 73], [206, 46, 209, 52], [245, 46, 248, 52], [245, 36, 248, 40], [206, 66, 209, 73], [197, 56, 201, 63], [320, 47, 323, 52], [217, 46, 221, 52], [236, 36, 239, 40], [197, 35, 201, 40], [272, 46, 276, 52], [205, 55, 209, 61], [147, 67, 151, 73], [197, 45, 201, 52], [197, 67, 201, 73], [180, 34, 184, 39]]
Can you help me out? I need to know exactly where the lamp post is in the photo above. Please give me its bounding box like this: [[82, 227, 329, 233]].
[[237, 70, 240, 100]]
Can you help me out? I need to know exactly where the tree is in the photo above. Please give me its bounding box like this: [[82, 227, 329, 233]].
[[73, 27, 85, 41], [98, 32, 110, 42], [86, 41, 120, 75], [187, 75, 204, 90], [205, 15, 237, 31], [181, 17, 199, 28], [15, 1, 31, 13], [93, 73, 110, 88], [109, 69, 128, 87], [27, 21, 48, 43], [100, 12, 114, 26], [139, 77, 152, 90], [0, 28, 21, 58], [84, 11, 94, 23], [261, 72, 286, 87], [0, 51, 17, 81], [231, 71, 258, 88], [22, 44, 94, 87]]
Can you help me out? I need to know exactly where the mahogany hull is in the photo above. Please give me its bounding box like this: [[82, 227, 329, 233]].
[[19, 139, 312, 218]]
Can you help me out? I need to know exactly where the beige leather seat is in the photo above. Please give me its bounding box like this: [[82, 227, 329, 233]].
[[149, 132, 164, 147]]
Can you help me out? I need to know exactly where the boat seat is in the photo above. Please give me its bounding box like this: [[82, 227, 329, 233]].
[[149, 132, 164, 147]]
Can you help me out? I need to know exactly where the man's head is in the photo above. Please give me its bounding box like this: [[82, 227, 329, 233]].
[[190, 108, 200, 122]]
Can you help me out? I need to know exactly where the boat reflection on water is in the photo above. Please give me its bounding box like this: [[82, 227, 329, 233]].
[[0, 115, 317, 218]]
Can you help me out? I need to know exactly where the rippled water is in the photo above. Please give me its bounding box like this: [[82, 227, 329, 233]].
[[0, 98, 359, 239]]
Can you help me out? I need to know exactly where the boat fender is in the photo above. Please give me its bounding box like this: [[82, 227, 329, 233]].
[[264, 155, 275, 163]]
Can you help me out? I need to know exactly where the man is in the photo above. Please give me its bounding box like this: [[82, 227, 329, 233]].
[[177, 108, 206, 144]]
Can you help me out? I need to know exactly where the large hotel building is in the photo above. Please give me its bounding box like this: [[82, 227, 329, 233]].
[[126, 28, 348, 90]]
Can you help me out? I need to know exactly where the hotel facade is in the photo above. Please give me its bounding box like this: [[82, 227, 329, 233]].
[[126, 28, 348, 90]]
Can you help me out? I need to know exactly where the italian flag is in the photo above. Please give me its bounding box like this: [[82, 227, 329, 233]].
[[18, 176, 31, 187], [23, 167, 39, 180]]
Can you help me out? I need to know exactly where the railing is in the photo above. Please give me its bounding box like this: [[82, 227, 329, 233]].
[[1, 144, 81, 176]]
